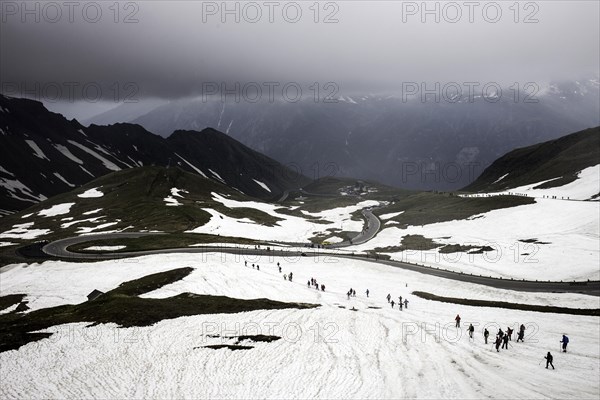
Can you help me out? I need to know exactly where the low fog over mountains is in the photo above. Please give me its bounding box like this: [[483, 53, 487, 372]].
[[86, 78, 600, 190]]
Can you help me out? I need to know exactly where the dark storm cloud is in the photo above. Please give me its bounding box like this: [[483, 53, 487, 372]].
[[1, 0, 598, 102]]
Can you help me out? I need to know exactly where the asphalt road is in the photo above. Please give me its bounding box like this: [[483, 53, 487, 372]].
[[42, 232, 600, 296]]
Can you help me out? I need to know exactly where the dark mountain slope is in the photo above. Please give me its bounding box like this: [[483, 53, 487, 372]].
[[0, 95, 309, 215], [464, 127, 600, 192]]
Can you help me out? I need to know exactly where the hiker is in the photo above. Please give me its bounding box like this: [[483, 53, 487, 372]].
[[455, 314, 461, 328], [497, 328, 504, 339], [307, 280, 311, 288], [366, 289, 369, 298], [288, 272, 293, 282], [252, 263, 255, 269], [502, 333, 509, 349], [245, 261, 247, 267], [283, 274, 287, 281], [278, 266, 282, 273], [468, 324, 474, 339], [399, 301, 403, 310], [352, 289, 356, 297], [507, 327, 513, 341], [517, 324, 525, 342], [484, 328, 489, 344], [347, 291, 351, 300], [404, 299, 408, 309], [399, 296, 403, 304], [321, 284, 325, 292], [256, 265, 260, 271], [495, 335, 502, 352], [545, 352, 555, 369], [386, 294, 391, 303], [391, 300, 395, 308], [561, 335, 569, 352]]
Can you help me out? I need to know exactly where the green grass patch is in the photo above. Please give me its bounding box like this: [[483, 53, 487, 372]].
[[0, 294, 26, 312], [376, 192, 534, 227], [412, 291, 600, 316], [0, 267, 318, 353], [67, 233, 261, 254]]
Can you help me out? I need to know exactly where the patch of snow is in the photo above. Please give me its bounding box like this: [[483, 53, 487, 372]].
[[83, 245, 126, 251], [252, 179, 271, 193], [0, 222, 51, 239], [0, 165, 14, 176], [79, 166, 95, 178], [61, 217, 103, 229], [0, 241, 16, 247], [82, 208, 102, 215], [76, 222, 119, 234], [53, 173, 75, 187], [0, 178, 46, 202], [67, 141, 121, 172], [78, 188, 104, 198], [492, 173, 509, 184], [175, 153, 208, 178], [209, 169, 226, 183], [164, 196, 182, 206], [21, 213, 33, 219], [38, 203, 75, 217], [24, 140, 49, 161], [379, 211, 404, 220], [52, 144, 83, 164]]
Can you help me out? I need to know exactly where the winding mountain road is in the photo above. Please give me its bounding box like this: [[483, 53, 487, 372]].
[[42, 232, 600, 296]]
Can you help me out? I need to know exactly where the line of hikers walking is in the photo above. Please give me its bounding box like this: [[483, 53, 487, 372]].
[[456, 314, 569, 369]]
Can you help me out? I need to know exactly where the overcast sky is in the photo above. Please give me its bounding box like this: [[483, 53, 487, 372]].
[[1, 0, 598, 118]]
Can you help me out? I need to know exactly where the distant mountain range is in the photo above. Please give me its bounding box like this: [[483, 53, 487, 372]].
[[0, 95, 308, 215], [86, 78, 600, 190]]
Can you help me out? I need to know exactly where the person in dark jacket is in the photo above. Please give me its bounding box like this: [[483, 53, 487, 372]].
[[502, 333, 509, 349], [561, 335, 569, 352], [495, 335, 502, 352], [468, 324, 475, 339], [455, 314, 461, 328], [545, 352, 555, 369], [484, 328, 490, 344], [507, 327, 513, 341], [517, 324, 525, 342]]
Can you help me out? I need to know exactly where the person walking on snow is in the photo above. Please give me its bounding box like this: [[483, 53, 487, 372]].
[[507, 327, 513, 341], [545, 352, 555, 369], [321, 284, 325, 292], [468, 324, 474, 339], [517, 324, 525, 342], [495, 335, 502, 352], [391, 300, 395, 309], [366, 289, 370, 298], [484, 328, 489, 344], [455, 314, 461, 328], [387, 294, 391, 303], [561, 335, 569, 352], [307, 280, 311, 288], [502, 333, 509, 349], [404, 299, 408, 309]]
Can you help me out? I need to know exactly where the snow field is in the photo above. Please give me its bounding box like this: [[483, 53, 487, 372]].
[[0, 253, 598, 398], [349, 199, 600, 281]]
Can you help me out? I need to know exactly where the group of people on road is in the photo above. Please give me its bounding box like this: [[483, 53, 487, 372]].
[[455, 314, 570, 369]]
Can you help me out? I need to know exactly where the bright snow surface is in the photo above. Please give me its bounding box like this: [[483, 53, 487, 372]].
[[0, 253, 598, 399], [187, 193, 378, 242], [78, 188, 104, 198], [349, 199, 600, 281]]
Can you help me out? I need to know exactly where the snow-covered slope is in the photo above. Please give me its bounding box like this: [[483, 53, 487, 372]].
[[0, 253, 598, 398]]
